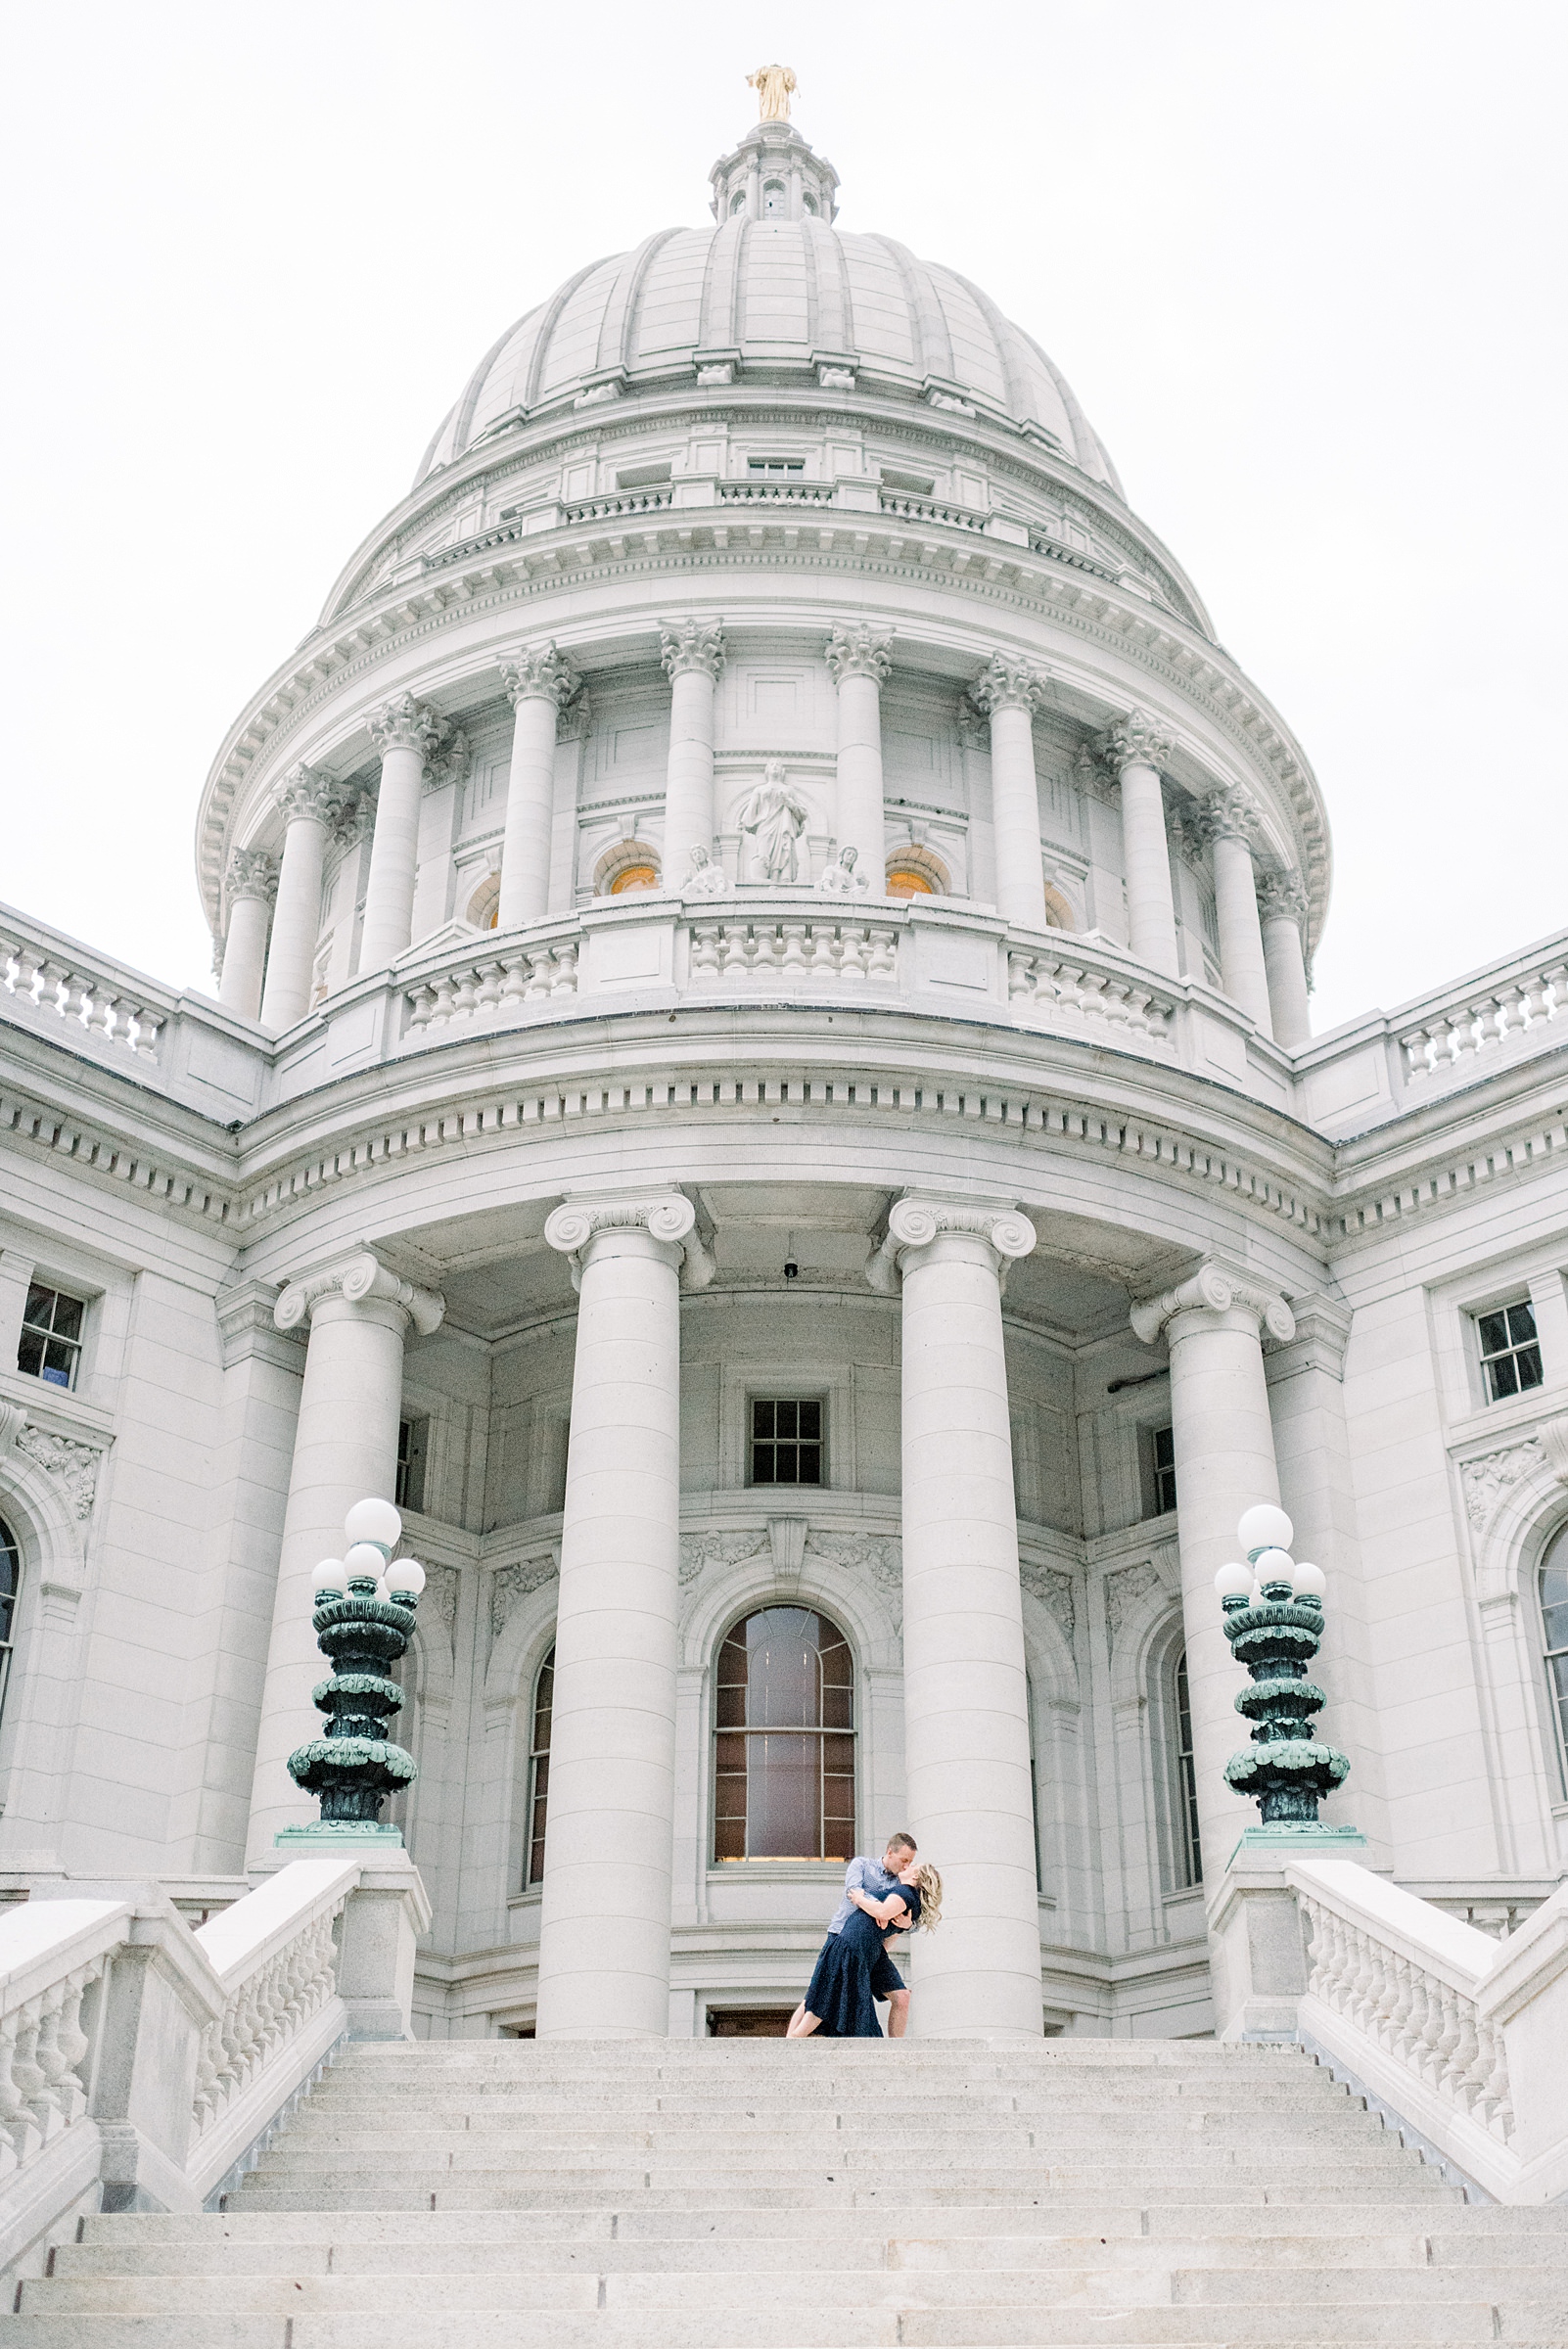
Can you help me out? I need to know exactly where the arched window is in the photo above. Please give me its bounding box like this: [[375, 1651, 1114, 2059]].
[[526, 1645, 553, 1885], [0, 1517, 17, 1727], [762, 179, 786, 217], [1539, 1533, 1568, 1795], [713, 1606, 853, 1862], [1171, 1647, 1202, 1887]]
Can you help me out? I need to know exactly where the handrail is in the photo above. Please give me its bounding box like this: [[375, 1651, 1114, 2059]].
[[0, 903, 174, 1061]]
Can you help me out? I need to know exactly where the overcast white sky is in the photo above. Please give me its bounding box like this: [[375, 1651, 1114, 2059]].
[[1, 1, 1562, 1036]]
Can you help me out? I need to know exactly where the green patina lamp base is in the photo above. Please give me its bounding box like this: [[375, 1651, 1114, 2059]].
[[275, 1822, 406, 1846], [1227, 1821, 1368, 1865]]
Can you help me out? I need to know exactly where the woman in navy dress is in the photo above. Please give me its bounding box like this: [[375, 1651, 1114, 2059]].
[[787, 1855, 943, 2038]]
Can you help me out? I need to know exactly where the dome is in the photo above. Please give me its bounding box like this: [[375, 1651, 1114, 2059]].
[[415, 125, 1121, 495]]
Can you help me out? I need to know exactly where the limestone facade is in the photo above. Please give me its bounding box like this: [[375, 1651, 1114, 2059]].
[[0, 118, 1564, 2039]]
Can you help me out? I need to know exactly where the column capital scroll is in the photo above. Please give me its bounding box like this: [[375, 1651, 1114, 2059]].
[[274, 1248, 445, 1338], [544, 1193, 706, 1290], [1130, 1260, 1294, 1347], [368, 690, 444, 760], [501, 641, 581, 710], [226, 847, 278, 905], [866, 1196, 1037, 1291], [824, 622, 892, 687], [968, 654, 1043, 718], [276, 763, 346, 827], [659, 618, 726, 683], [1097, 708, 1176, 777]]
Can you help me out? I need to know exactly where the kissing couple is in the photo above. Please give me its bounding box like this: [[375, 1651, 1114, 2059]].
[[786, 1832, 943, 2039]]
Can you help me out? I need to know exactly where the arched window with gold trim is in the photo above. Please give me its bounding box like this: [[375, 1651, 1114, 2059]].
[[713, 1606, 853, 1862], [593, 840, 662, 897]]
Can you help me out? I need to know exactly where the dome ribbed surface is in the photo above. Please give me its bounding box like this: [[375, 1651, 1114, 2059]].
[[416, 220, 1121, 492]]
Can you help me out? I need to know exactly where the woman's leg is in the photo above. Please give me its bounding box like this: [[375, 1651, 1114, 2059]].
[[786, 2003, 821, 2038]]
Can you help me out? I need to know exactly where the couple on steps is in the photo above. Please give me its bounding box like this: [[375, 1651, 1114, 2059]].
[[786, 1831, 944, 2039]]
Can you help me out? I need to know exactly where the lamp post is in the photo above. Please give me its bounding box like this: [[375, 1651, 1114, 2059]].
[[1212, 1504, 1364, 1855], [282, 1497, 426, 1844]]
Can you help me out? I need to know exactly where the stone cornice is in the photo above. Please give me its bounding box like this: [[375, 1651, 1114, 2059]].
[[195, 530, 1328, 948]]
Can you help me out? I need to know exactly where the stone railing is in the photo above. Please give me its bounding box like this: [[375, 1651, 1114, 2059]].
[[878, 490, 988, 532], [717, 480, 838, 506], [687, 909, 899, 987], [0, 1850, 429, 2283], [0, 908, 173, 1061], [1007, 942, 1177, 1055], [1212, 1852, 1568, 2202]]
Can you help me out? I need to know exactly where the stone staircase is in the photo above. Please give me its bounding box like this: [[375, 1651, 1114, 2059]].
[[8, 2039, 1568, 2346]]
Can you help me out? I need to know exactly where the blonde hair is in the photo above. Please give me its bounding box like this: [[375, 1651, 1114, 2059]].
[[912, 1862, 943, 1931]]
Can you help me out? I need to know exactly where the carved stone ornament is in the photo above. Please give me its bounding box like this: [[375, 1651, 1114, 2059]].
[[968, 655, 1043, 720], [276, 763, 346, 827], [1259, 872, 1310, 931], [824, 623, 893, 688], [1459, 1421, 1568, 1528], [1130, 1261, 1295, 1348], [369, 690, 444, 760], [659, 618, 726, 683], [544, 1194, 699, 1293], [274, 1249, 445, 1338], [816, 845, 870, 897], [803, 1531, 903, 1629], [1073, 741, 1118, 807], [501, 642, 581, 710], [490, 1555, 558, 1637], [736, 762, 808, 884], [683, 845, 730, 898], [1201, 784, 1257, 845], [679, 1529, 770, 1588], [1104, 1560, 1163, 1651], [747, 62, 796, 120], [1096, 709, 1176, 778], [423, 725, 470, 792], [1020, 1559, 1077, 1648], [15, 1427, 102, 1520], [419, 1561, 460, 1641], [226, 847, 278, 904], [866, 1197, 1038, 1293]]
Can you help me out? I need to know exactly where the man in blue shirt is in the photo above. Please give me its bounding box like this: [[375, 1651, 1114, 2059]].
[[824, 1832, 917, 2035]]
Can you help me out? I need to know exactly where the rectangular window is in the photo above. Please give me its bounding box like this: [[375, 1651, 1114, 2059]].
[[1478, 1302, 1544, 1403], [751, 1399, 822, 1486], [394, 1416, 428, 1514], [1150, 1424, 1177, 1516], [747, 457, 805, 475], [17, 1284, 85, 1391], [1175, 1650, 1202, 1887]]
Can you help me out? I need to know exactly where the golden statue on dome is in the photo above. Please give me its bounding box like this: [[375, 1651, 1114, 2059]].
[[747, 63, 797, 120]]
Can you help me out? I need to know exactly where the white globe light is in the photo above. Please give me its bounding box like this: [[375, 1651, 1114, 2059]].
[[386, 1558, 426, 1599], [344, 1542, 388, 1580], [1254, 1548, 1295, 1587], [312, 1558, 348, 1597], [1237, 1503, 1293, 1555], [1292, 1561, 1326, 1598], [1213, 1562, 1253, 1599], [344, 1497, 402, 1552]]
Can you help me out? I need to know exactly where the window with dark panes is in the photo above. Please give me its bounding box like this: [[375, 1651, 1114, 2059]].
[[1539, 1532, 1568, 1797], [1478, 1303, 1544, 1403], [17, 1285, 85, 1390], [1151, 1425, 1177, 1515], [1173, 1648, 1202, 1887], [526, 1646, 553, 1886], [751, 1398, 822, 1486], [394, 1416, 428, 1514], [0, 1516, 18, 1729], [713, 1607, 853, 1862]]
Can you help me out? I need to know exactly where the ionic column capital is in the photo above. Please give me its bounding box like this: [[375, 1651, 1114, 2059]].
[[659, 619, 726, 683], [867, 1195, 1037, 1291], [226, 847, 278, 905], [369, 690, 444, 759], [274, 1248, 445, 1338], [501, 641, 581, 710], [276, 763, 346, 827], [1130, 1259, 1295, 1347], [968, 655, 1043, 718], [1259, 871, 1310, 930], [544, 1192, 709, 1291], [824, 622, 892, 687], [1097, 708, 1176, 777]]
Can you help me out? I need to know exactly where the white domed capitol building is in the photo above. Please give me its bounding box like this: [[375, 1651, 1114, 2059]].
[[3, 75, 1568, 2328]]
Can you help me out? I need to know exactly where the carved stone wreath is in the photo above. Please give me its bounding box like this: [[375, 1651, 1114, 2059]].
[[490, 1556, 559, 1637]]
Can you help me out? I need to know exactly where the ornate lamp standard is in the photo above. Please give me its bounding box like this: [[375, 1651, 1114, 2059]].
[[1213, 1504, 1365, 1855], [280, 1497, 426, 1845]]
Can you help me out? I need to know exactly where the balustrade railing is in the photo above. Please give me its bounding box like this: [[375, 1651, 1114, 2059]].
[[189, 1865, 349, 2153], [404, 938, 580, 1034], [1395, 943, 1568, 1084], [878, 490, 988, 531], [1008, 944, 1177, 1054], [717, 480, 838, 506], [687, 910, 899, 986], [0, 911, 170, 1060]]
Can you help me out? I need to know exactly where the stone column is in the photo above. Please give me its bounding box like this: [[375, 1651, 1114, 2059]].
[[217, 851, 277, 1022], [358, 693, 443, 973], [1130, 1263, 1295, 1877], [968, 658, 1047, 931], [870, 1196, 1043, 2038], [535, 1193, 699, 2037], [245, 1252, 444, 1865], [258, 766, 344, 1032], [1204, 789, 1273, 1034], [1259, 875, 1313, 1047], [497, 643, 579, 931], [659, 620, 726, 890], [825, 623, 892, 888], [1099, 711, 1180, 980]]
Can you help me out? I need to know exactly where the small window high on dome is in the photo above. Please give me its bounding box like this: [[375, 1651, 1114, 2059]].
[[762, 179, 786, 216]]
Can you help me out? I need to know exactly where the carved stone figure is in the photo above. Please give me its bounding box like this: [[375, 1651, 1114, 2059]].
[[816, 844, 869, 897], [747, 64, 797, 121], [736, 762, 808, 884], [684, 844, 730, 898]]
